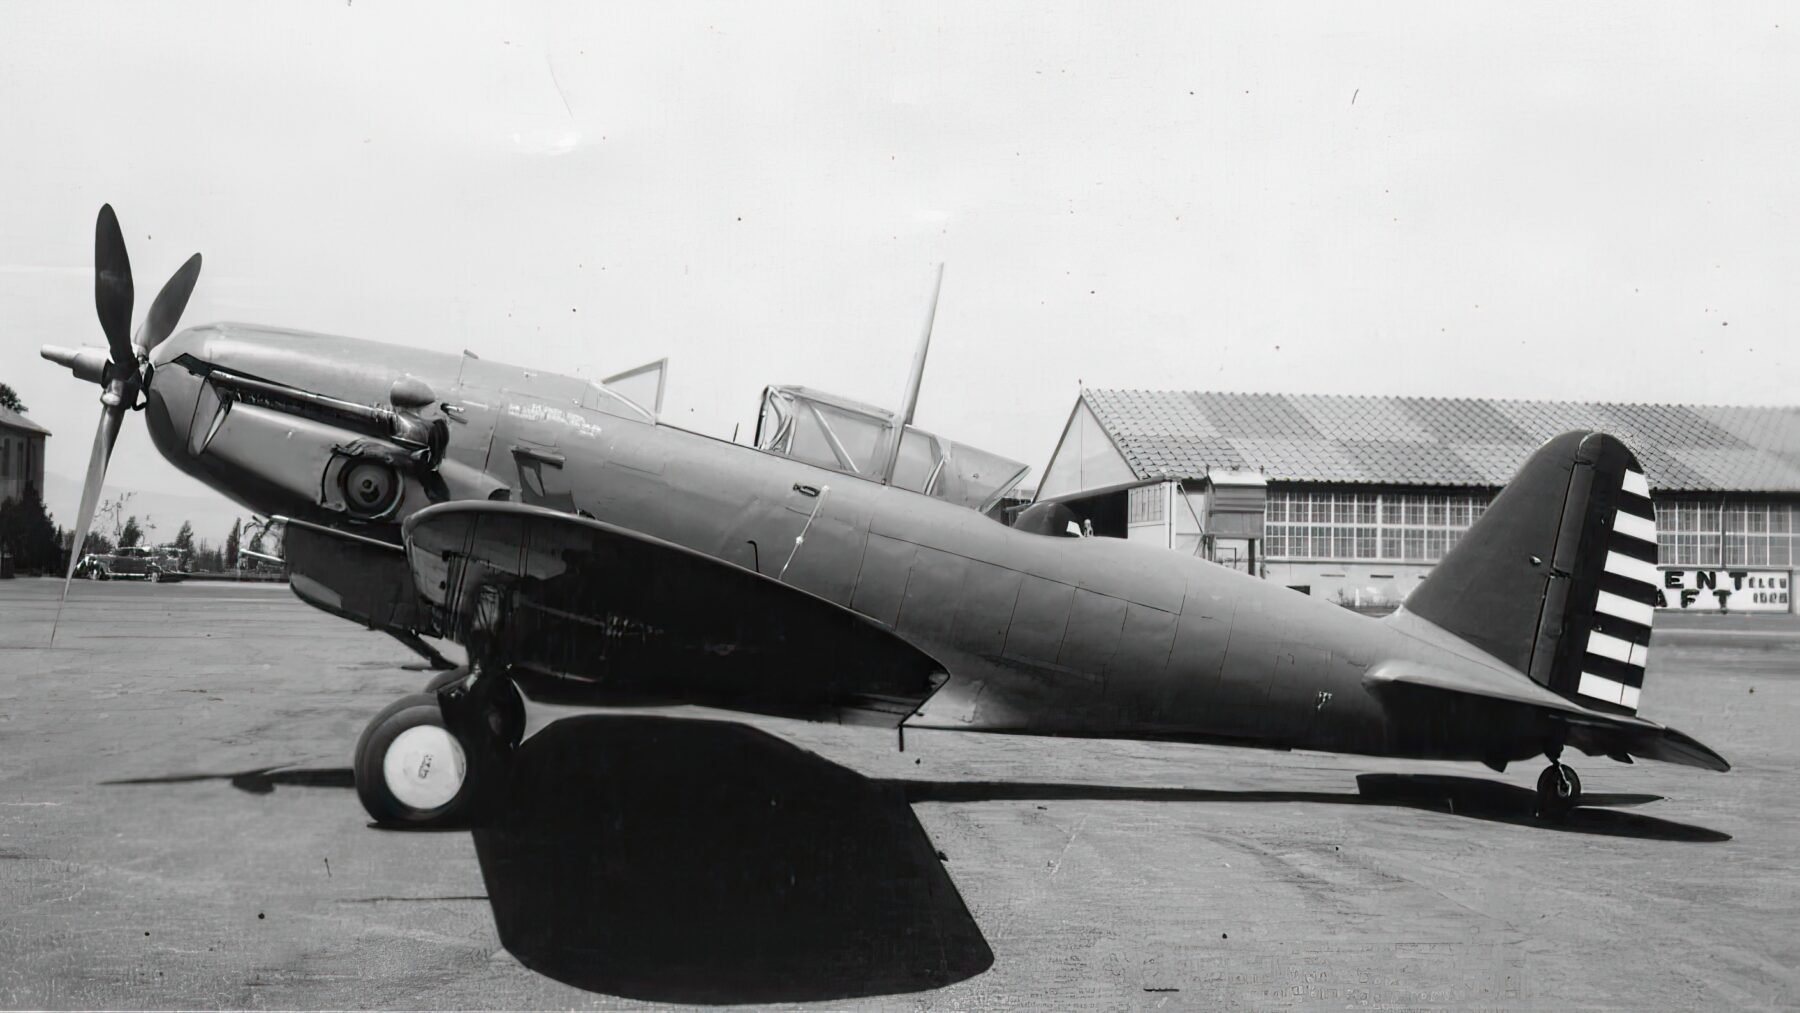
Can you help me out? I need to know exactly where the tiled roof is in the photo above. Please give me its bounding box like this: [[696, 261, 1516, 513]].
[[0, 406, 49, 437], [1081, 389, 1800, 493]]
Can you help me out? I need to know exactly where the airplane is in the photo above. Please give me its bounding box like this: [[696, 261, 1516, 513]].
[[41, 205, 1727, 830]]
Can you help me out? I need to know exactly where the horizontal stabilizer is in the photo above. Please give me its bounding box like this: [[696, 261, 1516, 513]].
[[1367, 661, 1728, 772]]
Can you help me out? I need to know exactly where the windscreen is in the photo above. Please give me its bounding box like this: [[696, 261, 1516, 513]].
[[756, 386, 1027, 512]]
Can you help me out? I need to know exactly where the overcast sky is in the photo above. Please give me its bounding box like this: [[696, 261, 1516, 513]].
[[3, 2, 1794, 541]]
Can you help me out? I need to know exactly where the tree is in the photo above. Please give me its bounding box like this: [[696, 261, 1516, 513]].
[[192, 538, 222, 573], [81, 529, 114, 555], [243, 516, 283, 562], [0, 382, 25, 414], [119, 516, 143, 548], [97, 493, 133, 545], [166, 521, 195, 569], [225, 518, 241, 570], [0, 485, 61, 573]]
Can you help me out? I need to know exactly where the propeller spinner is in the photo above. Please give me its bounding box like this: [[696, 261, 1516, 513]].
[[40, 205, 203, 588]]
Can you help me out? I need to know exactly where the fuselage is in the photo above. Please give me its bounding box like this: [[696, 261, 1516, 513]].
[[142, 322, 1544, 764]]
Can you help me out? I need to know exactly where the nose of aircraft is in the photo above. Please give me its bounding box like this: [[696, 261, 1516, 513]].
[[144, 327, 208, 463]]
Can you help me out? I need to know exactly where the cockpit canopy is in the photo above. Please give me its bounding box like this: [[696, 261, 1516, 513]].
[[754, 385, 1029, 514]]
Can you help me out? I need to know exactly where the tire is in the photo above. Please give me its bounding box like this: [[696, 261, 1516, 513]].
[[1535, 762, 1582, 820], [354, 693, 475, 828]]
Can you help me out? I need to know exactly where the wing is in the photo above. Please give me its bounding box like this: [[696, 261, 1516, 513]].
[[1367, 660, 1729, 771], [283, 518, 435, 635], [401, 501, 947, 726]]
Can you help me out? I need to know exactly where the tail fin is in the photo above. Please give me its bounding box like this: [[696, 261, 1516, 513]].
[[1402, 431, 1657, 715]]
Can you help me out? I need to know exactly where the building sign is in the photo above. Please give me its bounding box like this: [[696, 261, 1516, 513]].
[[1656, 569, 1791, 612]]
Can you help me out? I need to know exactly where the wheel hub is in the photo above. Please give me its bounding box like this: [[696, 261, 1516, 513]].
[[381, 725, 467, 810]]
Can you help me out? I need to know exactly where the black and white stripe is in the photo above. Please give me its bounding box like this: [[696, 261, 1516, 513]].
[[1578, 467, 1655, 712]]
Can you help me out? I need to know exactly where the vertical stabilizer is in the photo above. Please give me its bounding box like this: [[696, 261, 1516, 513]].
[[1399, 431, 1657, 715]]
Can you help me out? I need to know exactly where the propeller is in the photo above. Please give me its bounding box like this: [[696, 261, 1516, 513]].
[[41, 205, 203, 605]]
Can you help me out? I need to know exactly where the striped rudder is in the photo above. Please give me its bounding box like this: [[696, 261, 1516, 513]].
[[1403, 432, 1658, 715], [1573, 464, 1656, 712]]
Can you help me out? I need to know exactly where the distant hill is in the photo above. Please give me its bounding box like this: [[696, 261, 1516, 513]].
[[41, 472, 247, 549]]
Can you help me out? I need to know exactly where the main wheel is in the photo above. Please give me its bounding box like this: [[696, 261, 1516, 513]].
[[354, 693, 474, 828], [1535, 762, 1582, 820]]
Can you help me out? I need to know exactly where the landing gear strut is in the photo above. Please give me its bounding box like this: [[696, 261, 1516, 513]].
[[1535, 760, 1582, 820], [352, 672, 524, 828]]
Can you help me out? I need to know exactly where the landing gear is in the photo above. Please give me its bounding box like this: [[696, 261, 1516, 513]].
[[354, 693, 472, 827], [353, 675, 524, 828], [1535, 761, 1582, 820]]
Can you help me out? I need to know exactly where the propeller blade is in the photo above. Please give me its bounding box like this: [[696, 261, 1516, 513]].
[[63, 402, 126, 583], [94, 204, 135, 367], [134, 252, 203, 357]]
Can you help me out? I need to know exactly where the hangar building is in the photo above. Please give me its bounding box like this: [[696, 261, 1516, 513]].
[[0, 405, 49, 506], [1037, 389, 1800, 614]]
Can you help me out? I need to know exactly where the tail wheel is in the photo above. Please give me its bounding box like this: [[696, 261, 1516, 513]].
[[1535, 762, 1582, 820], [354, 693, 473, 828]]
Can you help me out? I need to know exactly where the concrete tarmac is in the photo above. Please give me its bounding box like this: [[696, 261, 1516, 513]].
[[0, 578, 1794, 1009]]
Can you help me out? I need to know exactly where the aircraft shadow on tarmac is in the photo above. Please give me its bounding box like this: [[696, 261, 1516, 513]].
[[904, 775, 1728, 844], [468, 715, 996, 1005], [106, 767, 356, 793], [106, 716, 1728, 1003]]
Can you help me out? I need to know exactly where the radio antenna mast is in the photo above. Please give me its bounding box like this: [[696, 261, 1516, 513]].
[[878, 263, 945, 485]]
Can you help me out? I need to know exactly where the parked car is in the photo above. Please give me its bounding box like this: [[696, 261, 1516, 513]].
[[74, 545, 186, 582]]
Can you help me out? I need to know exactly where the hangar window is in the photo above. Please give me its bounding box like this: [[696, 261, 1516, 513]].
[[1649, 498, 1800, 567], [1265, 489, 1494, 563], [1655, 500, 1722, 566], [1129, 485, 1166, 524], [1725, 503, 1777, 568]]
